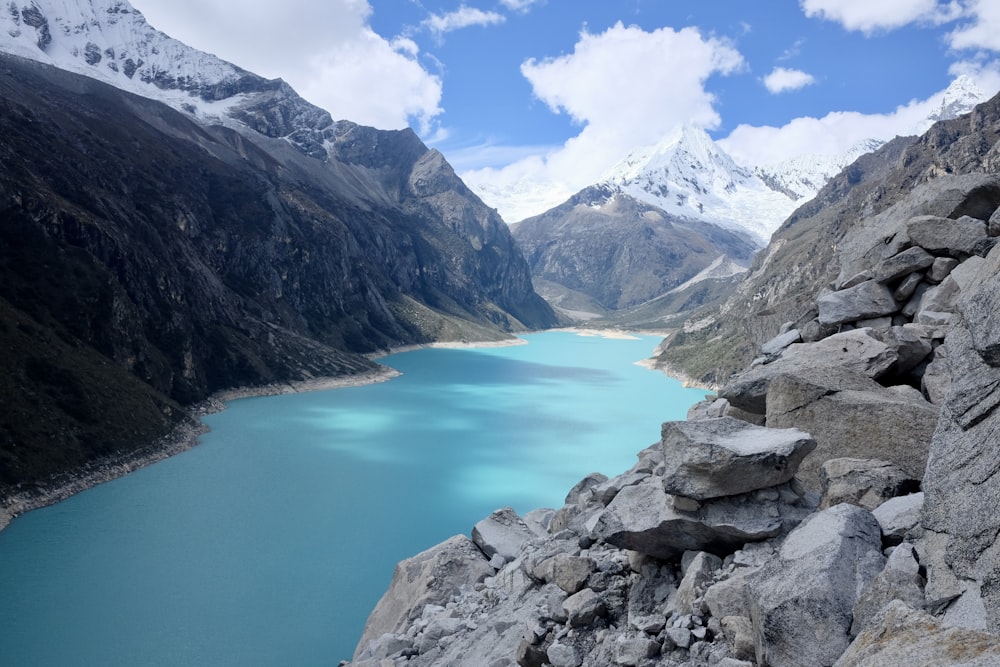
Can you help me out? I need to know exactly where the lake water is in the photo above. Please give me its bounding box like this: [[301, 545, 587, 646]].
[[0, 331, 707, 666]]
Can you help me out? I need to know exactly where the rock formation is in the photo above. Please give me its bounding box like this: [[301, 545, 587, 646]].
[[348, 94, 1000, 666]]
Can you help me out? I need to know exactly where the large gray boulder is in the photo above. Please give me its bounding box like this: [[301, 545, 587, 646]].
[[905, 214, 989, 257], [659, 418, 816, 500], [819, 458, 920, 511], [748, 504, 885, 667], [834, 600, 1000, 667], [873, 246, 935, 283], [472, 507, 536, 564], [818, 280, 900, 325], [353, 535, 493, 659], [850, 543, 926, 636], [765, 371, 938, 491], [591, 476, 808, 562], [720, 329, 899, 415]]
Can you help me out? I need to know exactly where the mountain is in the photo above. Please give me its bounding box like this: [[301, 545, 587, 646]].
[[511, 185, 757, 322], [0, 3, 556, 498], [506, 77, 990, 327]]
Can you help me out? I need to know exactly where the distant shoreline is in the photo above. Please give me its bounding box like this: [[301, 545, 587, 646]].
[[0, 329, 696, 532]]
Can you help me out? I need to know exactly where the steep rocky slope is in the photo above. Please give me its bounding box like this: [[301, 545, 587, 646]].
[[347, 94, 1000, 667], [657, 91, 1000, 387], [0, 53, 555, 498]]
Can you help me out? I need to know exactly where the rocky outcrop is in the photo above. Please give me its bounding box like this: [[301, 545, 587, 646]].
[[349, 91, 1000, 667]]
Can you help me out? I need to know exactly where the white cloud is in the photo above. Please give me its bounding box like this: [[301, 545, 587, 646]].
[[763, 67, 816, 93], [800, 0, 961, 33], [131, 0, 442, 131], [949, 0, 1000, 52], [500, 0, 544, 12], [422, 6, 506, 38], [719, 76, 990, 167], [461, 22, 744, 221]]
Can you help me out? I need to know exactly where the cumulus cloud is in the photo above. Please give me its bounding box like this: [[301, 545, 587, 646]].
[[800, 0, 961, 33], [763, 67, 816, 93], [422, 6, 506, 38], [131, 0, 442, 130], [720, 70, 994, 167], [462, 22, 744, 221], [949, 0, 1000, 52]]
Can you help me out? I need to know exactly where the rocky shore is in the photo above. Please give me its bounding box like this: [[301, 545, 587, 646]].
[[347, 175, 1000, 665]]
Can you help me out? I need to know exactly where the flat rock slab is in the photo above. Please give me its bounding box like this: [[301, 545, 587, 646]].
[[818, 280, 900, 325], [660, 417, 816, 500], [472, 507, 536, 563], [906, 214, 988, 257]]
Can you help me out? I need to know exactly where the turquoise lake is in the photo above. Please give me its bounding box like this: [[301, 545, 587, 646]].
[[0, 331, 708, 666]]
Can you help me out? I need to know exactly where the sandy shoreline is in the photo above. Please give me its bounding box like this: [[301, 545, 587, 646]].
[[0, 329, 691, 532]]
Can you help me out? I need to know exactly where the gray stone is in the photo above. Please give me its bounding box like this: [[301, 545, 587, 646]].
[[720, 329, 899, 415], [893, 272, 924, 301], [748, 504, 886, 667], [872, 492, 924, 542], [546, 641, 581, 667], [921, 347, 952, 405], [720, 616, 755, 661], [906, 214, 989, 257], [659, 418, 816, 500], [592, 472, 647, 506], [612, 635, 660, 665], [819, 458, 920, 510], [670, 551, 722, 616], [916, 275, 961, 316], [927, 256, 960, 283], [591, 476, 790, 562], [353, 535, 493, 659], [958, 267, 1000, 366], [766, 370, 938, 492], [563, 588, 607, 627], [818, 280, 900, 325], [564, 473, 609, 507], [838, 269, 874, 289], [915, 310, 953, 326], [717, 660, 754, 667], [873, 246, 935, 283], [664, 626, 692, 649], [535, 553, 592, 594], [472, 507, 536, 563], [704, 571, 753, 619], [870, 325, 933, 375], [800, 317, 840, 343], [833, 600, 1000, 667], [855, 316, 892, 330], [687, 397, 728, 421], [851, 543, 926, 636], [901, 282, 930, 317], [760, 329, 801, 357]]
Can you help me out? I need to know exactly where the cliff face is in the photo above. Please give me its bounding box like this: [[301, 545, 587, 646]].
[[349, 95, 1000, 666], [0, 54, 555, 492]]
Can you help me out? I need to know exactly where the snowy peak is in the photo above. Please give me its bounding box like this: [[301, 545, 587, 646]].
[[597, 125, 796, 244], [918, 74, 987, 131], [1, 0, 338, 159]]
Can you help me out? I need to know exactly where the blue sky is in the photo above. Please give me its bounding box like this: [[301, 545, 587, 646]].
[[134, 0, 1000, 219]]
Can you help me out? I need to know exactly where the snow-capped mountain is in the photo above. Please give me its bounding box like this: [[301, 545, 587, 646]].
[[599, 124, 797, 244], [1, 0, 338, 159]]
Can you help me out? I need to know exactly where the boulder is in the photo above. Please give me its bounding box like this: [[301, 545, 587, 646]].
[[766, 372, 938, 492], [818, 280, 900, 325], [591, 476, 803, 562], [748, 504, 886, 667], [958, 266, 1000, 365], [819, 458, 921, 510], [927, 256, 959, 283], [472, 507, 536, 564], [720, 616, 756, 661], [906, 214, 989, 257], [659, 418, 816, 500], [720, 329, 898, 415], [833, 600, 1000, 667], [670, 551, 722, 616], [563, 588, 607, 627], [353, 535, 493, 659], [873, 246, 935, 283], [871, 492, 924, 543], [850, 543, 926, 636], [534, 553, 593, 595], [760, 329, 801, 357]]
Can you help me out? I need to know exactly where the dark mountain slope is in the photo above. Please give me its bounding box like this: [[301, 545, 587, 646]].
[[0, 54, 555, 493]]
